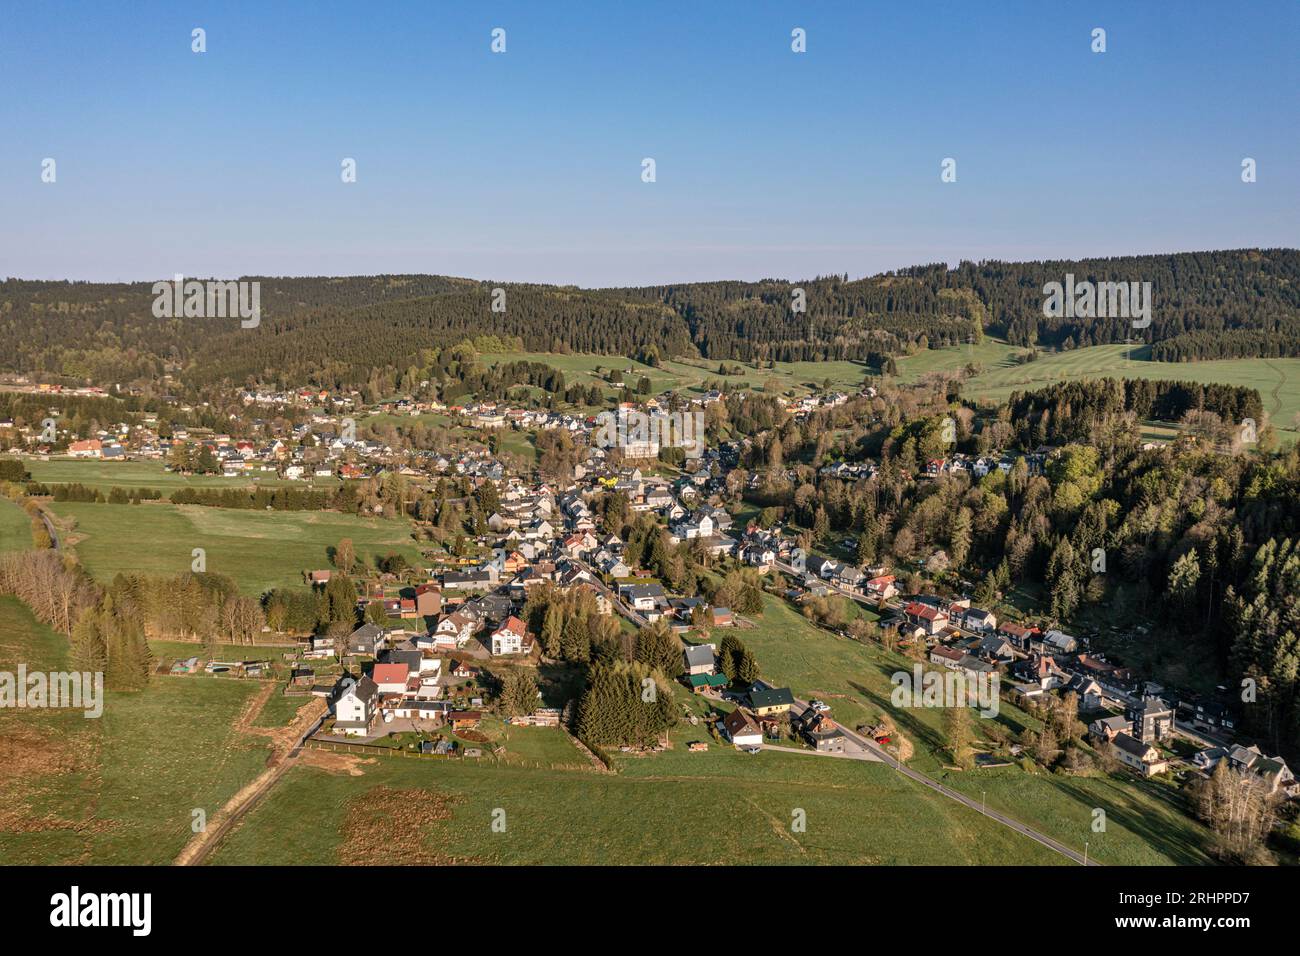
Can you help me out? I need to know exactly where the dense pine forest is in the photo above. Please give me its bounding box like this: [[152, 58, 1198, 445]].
[[3, 249, 1297, 390]]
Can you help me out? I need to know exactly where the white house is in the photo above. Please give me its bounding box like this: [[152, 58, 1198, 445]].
[[721, 709, 763, 749], [491, 616, 528, 656], [434, 612, 476, 648], [334, 675, 379, 737]]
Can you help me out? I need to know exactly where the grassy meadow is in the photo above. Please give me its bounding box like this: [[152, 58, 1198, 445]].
[[490, 351, 873, 401], [26, 458, 340, 493], [45, 499, 422, 596], [209, 748, 1063, 866], [0, 596, 274, 865], [898, 340, 1300, 442], [0, 497, 32, 554], [696, 594, 1213, 865]]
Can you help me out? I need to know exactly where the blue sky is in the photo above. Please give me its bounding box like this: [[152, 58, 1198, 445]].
[[2, 0, 1296, 285]]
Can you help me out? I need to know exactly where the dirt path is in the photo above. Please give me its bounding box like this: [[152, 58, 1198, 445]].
[[173, 689, 325, 866]]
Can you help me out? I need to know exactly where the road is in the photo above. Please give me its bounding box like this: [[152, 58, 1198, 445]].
[[787, 694, 1097, 865], [576, 559, 649, 625], [37, 508, 59, 551]]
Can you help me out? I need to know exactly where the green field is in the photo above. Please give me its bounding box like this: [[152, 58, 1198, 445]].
[[899, 340, 1300, 441], [716, 594, 1213, 865], [0, 497, 31, 553], [490, 352, 872, 400], [208, 593, 1212, 866], [0, 596, 274, 865], [46, 500, 422, 596], [26, 458, 341, 493], [209, 748, 1062, 865]]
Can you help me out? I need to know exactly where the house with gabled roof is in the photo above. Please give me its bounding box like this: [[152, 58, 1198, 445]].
[[747, 686, 794, 716], [721, 708, 763, 748], [683, 643, 716, 676], [334, 675, 379, 737], [490, 616, 529, 656], [1110, 732, 1168, 777]]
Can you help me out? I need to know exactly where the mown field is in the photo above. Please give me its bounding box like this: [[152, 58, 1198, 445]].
[[898, 340, 1300, 442], [44, 500, 422, 596], [0, 596, 274, 865], [26, 458, 340, 493]]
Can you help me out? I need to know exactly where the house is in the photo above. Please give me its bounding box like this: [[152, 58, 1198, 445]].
[[748, 686, 794, 717], [1064, 675, 1105, 712], [997, 621, 1040, 651], [1191, 746, 1228, 772], [1043, 629, 1079, 654], [672, 512, 714, 540], [1225, 744, 1296, 794], [1013, 654, 1068, 690], [794, 705, 844, 753], [711, 607, 734, 628], [490, 615, 528, 656], [1110, 732, 1168, 777], [433, 611, 477, 649], [976, 634, 1015, 664], [346, 622, 385, 657], [1089, 714, 1131, 741], [929, 646, 965, 670], [619, 582, 667, 613], [687, 672, 730, 694], [371, 662, 410, 696], [835, 566, 866, 591], [334, 675, 379, 737], [963, 608, 997, 633], [1127, 696, 1174, 743], [864, 574, 897, 600], [683, 643, 716, 676], [721, 708, 763, 748], [442, 570, 495, 592], [903, 601, 949, 636], [414, 583, 442, 617], [1176, 696, 1238, 735]]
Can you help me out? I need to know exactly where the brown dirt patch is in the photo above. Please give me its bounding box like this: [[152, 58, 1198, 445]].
[[339, 786, 480, 865], [300, 748, 375, 776], [0, 718, 106, 841]]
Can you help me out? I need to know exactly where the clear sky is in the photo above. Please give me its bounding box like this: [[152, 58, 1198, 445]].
[[2, 0, 1296, 285]]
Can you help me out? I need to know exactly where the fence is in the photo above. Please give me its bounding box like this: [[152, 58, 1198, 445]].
[[301, 735, 599, 772]]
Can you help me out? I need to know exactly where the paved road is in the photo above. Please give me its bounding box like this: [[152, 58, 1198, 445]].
[[760, 742, 880, 762], [787, 694, 1097, 865], [577, 559, 649, 625]]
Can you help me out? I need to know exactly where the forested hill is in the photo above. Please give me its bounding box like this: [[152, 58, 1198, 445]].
[[2, 248, 1296, 389]]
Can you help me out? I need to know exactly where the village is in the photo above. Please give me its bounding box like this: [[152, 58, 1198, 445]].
[[4, 368, 1296, 866]]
